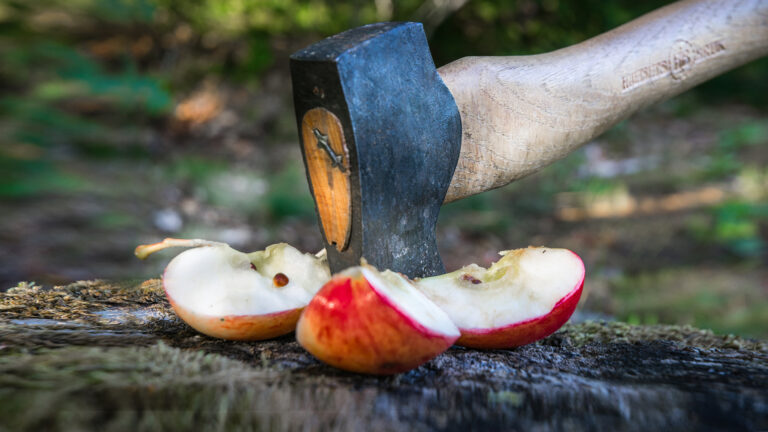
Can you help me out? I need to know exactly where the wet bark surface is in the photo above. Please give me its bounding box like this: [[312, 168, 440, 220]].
[[1, 280, 766, 431]]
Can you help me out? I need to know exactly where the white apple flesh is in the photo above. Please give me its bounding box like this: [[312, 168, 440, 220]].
[[135, 238, 330, 340], [415, 247, 585, 349]]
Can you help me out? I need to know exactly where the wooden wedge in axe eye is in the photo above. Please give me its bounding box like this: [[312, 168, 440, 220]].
[[290, 0, 768, 278]]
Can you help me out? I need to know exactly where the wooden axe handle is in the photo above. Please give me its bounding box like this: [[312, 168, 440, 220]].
[[439, 0, 768, 203]]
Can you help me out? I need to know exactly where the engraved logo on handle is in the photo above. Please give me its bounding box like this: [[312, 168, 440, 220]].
[[313, 128, 346, 172], [621, 38, 726, 92]]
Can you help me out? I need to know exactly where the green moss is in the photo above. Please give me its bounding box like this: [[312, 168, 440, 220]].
[[556, 321, 767, 352], [487, 390, 524, 407]]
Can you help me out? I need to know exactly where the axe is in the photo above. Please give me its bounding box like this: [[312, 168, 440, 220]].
[[290, 0, 768, 278]]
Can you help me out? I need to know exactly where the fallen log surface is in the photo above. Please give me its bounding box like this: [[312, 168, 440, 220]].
[[1, 280, 766, 431]]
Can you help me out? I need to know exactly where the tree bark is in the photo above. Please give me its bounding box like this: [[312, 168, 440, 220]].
[[1, 279, 766, 431]]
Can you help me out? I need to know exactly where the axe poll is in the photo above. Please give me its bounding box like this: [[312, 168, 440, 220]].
[[290, 0, 768, 278]]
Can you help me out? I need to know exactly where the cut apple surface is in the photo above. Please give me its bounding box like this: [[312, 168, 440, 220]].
[[296, 264, 460, 375], [415, 247, 584, 349], [135, 238, 330, 341]]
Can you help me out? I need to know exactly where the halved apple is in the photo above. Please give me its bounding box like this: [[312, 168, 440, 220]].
[[296, 264, 460, 375], [415, 247, 585, 349], [135, 238, 330, 341]]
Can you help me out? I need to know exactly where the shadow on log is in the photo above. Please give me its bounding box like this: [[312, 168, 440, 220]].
[[1, 280, 766, 431]]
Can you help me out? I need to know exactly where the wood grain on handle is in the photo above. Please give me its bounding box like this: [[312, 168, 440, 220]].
[[439, 0, 768, 203]]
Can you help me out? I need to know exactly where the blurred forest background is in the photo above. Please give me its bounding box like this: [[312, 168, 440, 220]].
[[2, 0, 767, 338]]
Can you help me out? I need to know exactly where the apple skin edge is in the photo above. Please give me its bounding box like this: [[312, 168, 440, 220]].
[[167, 295, 304, 341], [456, 280, 584, 349], [296, 273, 459, 375]]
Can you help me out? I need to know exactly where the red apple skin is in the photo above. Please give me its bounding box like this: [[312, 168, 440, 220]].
[[166, 289, 303, 341], [296, 273, 458, 375], [456, 281, 583, 349]]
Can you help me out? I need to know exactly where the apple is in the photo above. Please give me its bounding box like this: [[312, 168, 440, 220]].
[[135, 238, 330, 341], [296, 263, 460, 375], [415, 247, 584, 349]]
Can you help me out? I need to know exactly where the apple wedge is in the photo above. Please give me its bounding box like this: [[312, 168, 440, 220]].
[[135, 238, 330, 341], [296, 264, 460, 375], [415, 247, 585, 349]]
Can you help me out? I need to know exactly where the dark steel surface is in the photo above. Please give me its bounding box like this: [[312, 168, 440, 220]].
[[291, 22, 461, 278]]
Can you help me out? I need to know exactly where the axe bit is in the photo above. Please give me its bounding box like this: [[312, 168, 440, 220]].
[[290, 0, 768, 278]]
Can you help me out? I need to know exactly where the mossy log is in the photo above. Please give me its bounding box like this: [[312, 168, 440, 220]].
[[1, 280, 767, 431]]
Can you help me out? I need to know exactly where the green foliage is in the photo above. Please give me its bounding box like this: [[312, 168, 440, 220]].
[[687, 200, 768, 259], [0, 159, 86, 198], [153, 0, 423, 36], [167, 156, 230, 185], [164, 157, 314, 223], [697, 121, 768, 181], [262, 162, 315, 222], [2, 0, 764, 202], [696, 57, 768, 108], [718, 121, 768, 152], [234, 31, 274, 80], [613, 267, 768, 338], [431, 0, 669, 61], [0, 13, 172, 197], [711, 201, 768, 257], [86, 0, 156, 24], [439, 147, 585, 233]]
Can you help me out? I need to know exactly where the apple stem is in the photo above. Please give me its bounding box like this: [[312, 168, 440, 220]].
[[134, 238, 226, 260]]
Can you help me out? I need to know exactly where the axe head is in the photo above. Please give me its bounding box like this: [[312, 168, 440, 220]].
[[290, 22, 461, 278]]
